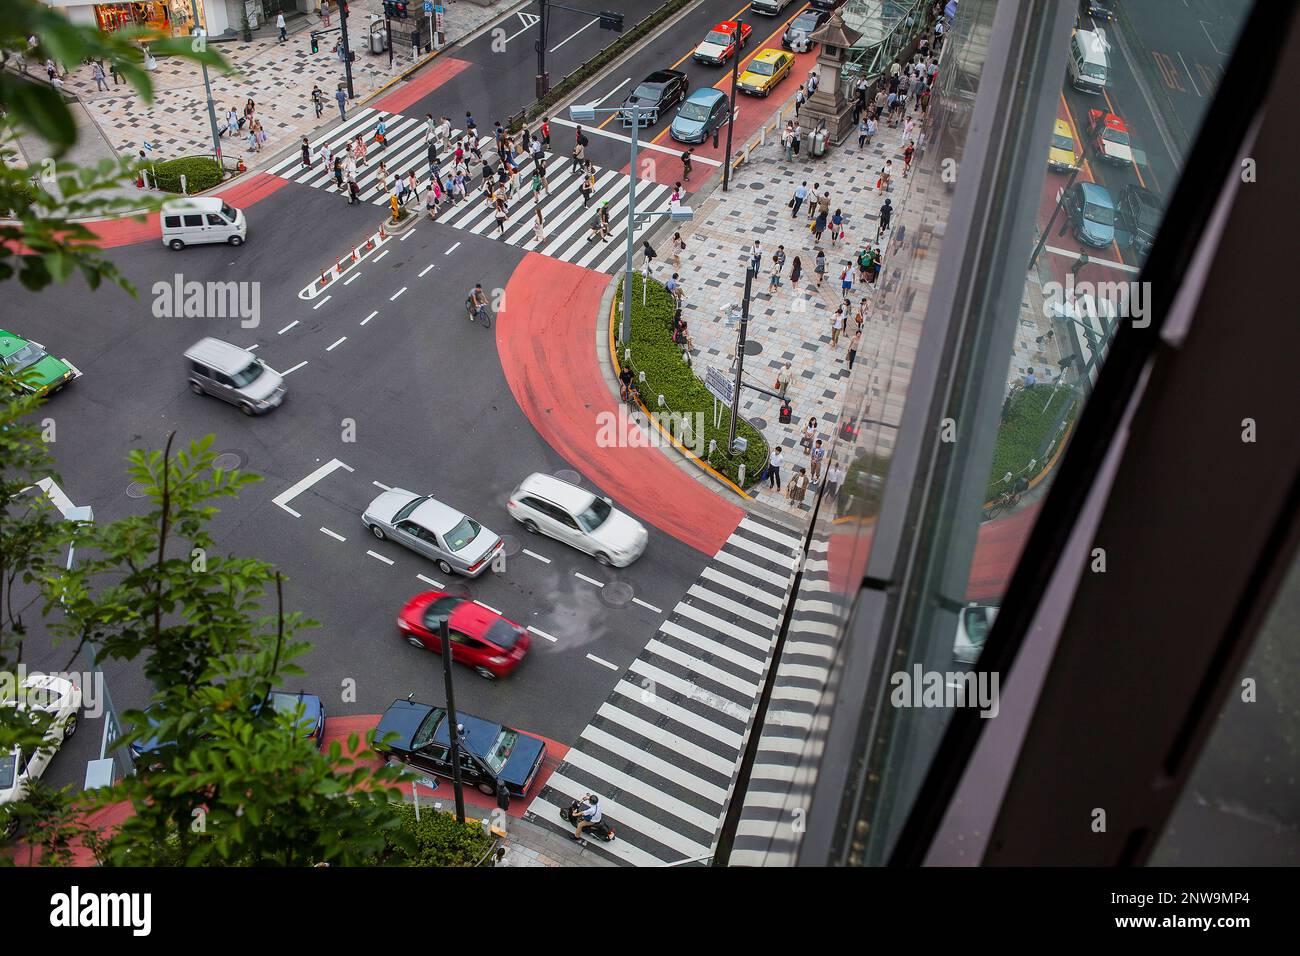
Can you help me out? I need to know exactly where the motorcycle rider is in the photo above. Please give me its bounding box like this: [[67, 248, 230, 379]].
[[572, 794, 602, 841]]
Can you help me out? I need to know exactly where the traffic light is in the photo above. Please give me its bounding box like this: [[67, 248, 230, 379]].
[[394, 0, 409, 18], [599, 11, 623, 32], [310, 33, 319, 54], [382, 0, 392, 16]]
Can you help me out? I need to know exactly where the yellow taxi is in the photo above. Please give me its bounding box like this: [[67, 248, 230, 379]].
[[1048, 118, 1080, 172], [737, 48, 795, 97]]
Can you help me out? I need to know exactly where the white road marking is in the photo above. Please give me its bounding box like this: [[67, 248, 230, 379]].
[[473, 600, 501, 614], [361, 310, 378, 325], [586, 653, 618, 671], [320, 527, 346, 542], [416, 573, 443, 588], [550, 117, 723, 165], [1043, 245, 1140, 273], [312, 295, 332, 310], [34, 478, 75, 517], [418, 263, 435, 277], [344, 273, 361, 285], [282, 361, 308, 376], [372, 480, 391, 490], [245, 343, 259, 350], [373, 249, 389, 262], [527, 625, 557, 643], [1177, 50, 1202, 97], [575, 572, 605, 588], [444, 242, 460, 255], [326, 336, 347, 351], [399, 229, 416, 241], [522, 548, 551, 564], [273, 458, 353, 517], [551, 16, 598, 52], [278, 320, 298, 334], [590, 78, 630, 107], [632, 597, 662, 614], [367, 550, 395, 565], [390, 287, 407, 301]]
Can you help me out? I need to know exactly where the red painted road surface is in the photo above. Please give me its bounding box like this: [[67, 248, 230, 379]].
[[372, 56, 473, 114], [497, 253, 744, 556]]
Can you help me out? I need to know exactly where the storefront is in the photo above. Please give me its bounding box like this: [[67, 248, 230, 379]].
[[92, 0, 209, 36]]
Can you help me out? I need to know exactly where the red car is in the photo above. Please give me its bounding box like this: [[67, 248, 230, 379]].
[[693, 20, 752, 66], [1086, 109, 1133, 165], [397, 591, 531, 679]]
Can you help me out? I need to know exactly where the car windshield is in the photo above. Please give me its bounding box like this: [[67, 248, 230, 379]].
[[748, 60, 775, 76], [0, 751, 16, 790], [1051, 133, 1075, 151], [1103, 127, 1130, 145], [631, 84, 661, 101], [1083, 201, 1115, 225], [422, 596, 464, 630], [793, 15, 818, 31], [411, 709, 444, 751], [485, 620, 523, 650], [705, 30, 731, 45], [220, 202, 237, 221], [963, 608, 996, 647], [575, 497, 612, 533], [1084, 62, 1106, 79], [3, 344, 45, 372], [678, 101, 711, 121], [229, 359, 264, 388], [443, 516, 481, 551], [484, 728, 518, 775]]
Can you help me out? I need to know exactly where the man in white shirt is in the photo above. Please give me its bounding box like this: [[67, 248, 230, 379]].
[[767, 447, 784, 490], [573, 795, 602, 840], [276, 12, 287, 43]]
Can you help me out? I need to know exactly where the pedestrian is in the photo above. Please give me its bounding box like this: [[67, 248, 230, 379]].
[[807, 182, 821, 221], [276, 12, 286, 41], [855, 299, 866, 333], [332, 155, 344, 191], [598, 200, 613, 241], [847, 329, 862, 369], [540, 115, 551, 148], [312, 85, 323, 118], [531, 169, 544, 203], [579, 166, 594, 207], [465, 111, 478, 143], [317, 141, 331, 168], [790, 255, 802, 286], [671, 231, 685, 269], [347, 176, 360, 205], [573, 137, 586, 164], [903, 141, 915, 176], [800, 417, 818, 455], [321, 0, 331, 26], [335, 86, 347, 121], [110, 61, 124, 85], [404, 170, 418, 204], [787, 467, 809, 505], [769, 245, 786, 293], [375, 118, 389, 150], [425, 184, 440, 220], [300, 136, 311, 167], [92, 60, 107, 91], [831, 308, 844, 347], [749, 241, 763, 276], [775, 362, 793, 398], [807, 71, 819, 95], [533, 206, 546, 244], [901, 116, 916, 148], [666, 272, 685, 303], [877, 160, 892, 193], [782, 121, 795, 161], [670, 181, 683, 205], [810, 440, 825, 482], [830, 208, 844, 246], [790, 180, 808, 218], [246, 124, 258, 153], [878, 197, 893, 238], [681, 148, 693, 182], [493, 198, 508, 238], [354, 134, 367, 166], [840, 265, 854, 302], [795, 84, 806, 116], [792, 124, 802, 157], [813, 208, 828, 243], [814, 248, 827, 286], [824, 461, 843, 501], [857, 116, 870, 149], [761, 446, 784, 491]]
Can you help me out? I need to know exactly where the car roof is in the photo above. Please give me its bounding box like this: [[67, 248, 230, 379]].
[[184, 337, 257, 373], [1124, 185, 1160, 208], [410, 497, 467, 535], [712, 20, 739, 31], [516, 472, 597, 512], [1052, 118, 1074, 136], [752, 48, 786, 62], [162, 197, 225, 214], [0, 330, 34, 357], [643, 69, 684, 83], [1078, 181, 1113, 205], [685, 87, 727, 105]]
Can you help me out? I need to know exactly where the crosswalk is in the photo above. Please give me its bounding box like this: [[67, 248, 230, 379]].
[[266, 107, 676, 272], [525, 513, 803, 866]]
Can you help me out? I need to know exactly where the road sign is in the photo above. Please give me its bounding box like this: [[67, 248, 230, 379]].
[[705, 366, 733, 405], [423, 1, 431, 11]]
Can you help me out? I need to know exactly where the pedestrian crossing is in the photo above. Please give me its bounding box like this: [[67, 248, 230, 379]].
[[524, 513, 803, 866], [266, 107, 676, 273]]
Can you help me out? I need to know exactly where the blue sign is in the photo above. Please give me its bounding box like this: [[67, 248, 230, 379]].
[[424, 1, 433, 10]]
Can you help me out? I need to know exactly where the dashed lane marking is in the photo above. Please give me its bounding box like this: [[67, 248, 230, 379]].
[[273, 458, 353, 517], [586, 653, 618, 671], [445, 242, 460, 255], [575, 572, 605, 588], [522, 549, 551, 564], [528, 625, 557, 643], [312, 295, 331, 310], [418, 263, 434, 277], [374, 249, 389, 262], [367, 550, 395, 565], [417, 573, 444, 588], [282, 361, 308, 376], [632, 597, 662, 614], [344, 273, 361, 285], [278, 320, 298, 334], [372, 480, 391, 490], [361, 310, 378, 325], [320, 527, 346, 542], [474, 600, 501, 614], [326, 336, 347, 351], [400, 229, 417, 241], [390, 287, 407, 301]]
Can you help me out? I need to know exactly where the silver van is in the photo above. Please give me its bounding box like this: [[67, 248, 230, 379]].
[[184, 337, 284, 415], [161, 198, 247, 250], [1067, 28, 1109, 93]]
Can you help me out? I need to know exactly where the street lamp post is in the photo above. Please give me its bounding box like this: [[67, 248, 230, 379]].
[[726, 265, 754, 454], [188, 6, 222, 170], [438, 618, 467, 823], [721, 18, 743, 192]]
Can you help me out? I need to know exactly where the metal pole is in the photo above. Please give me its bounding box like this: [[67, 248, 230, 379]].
[[340, 2, 355, 99], [722, 18, 742, 192], [620, 106, 641, 345], [439, 618, 466, 823], [1027, 163, 1080, 269], [189, 5, 222, 167], [727, 266, 753, 453], [536, 0, 548, 96], [387, 16, 393, 69]]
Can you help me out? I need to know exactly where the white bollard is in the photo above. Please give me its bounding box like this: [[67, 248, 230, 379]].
[[179, 173, 188, 195], [738, 463, 746, 486]]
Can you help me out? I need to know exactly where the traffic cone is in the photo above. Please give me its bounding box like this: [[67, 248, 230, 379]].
[[378, 223, 387, 240], [335, 256, 342, 274], [365, 235, 375, 250], [351, 247, 358, 262], [318, 268, 328, 287]]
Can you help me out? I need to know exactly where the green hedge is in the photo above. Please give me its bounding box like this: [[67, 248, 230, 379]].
[[376, 803, 496, 867], [985, 385, 1078, 500], [148, 156, 222, 194], [618, 274, 768, 488]]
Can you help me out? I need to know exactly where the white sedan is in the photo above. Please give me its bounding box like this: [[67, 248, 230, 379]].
[[506, 472, 647, 567], [1, 673, 82, 827]]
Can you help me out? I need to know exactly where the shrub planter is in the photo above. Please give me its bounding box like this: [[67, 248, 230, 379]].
[[384, 208, 418, 235]]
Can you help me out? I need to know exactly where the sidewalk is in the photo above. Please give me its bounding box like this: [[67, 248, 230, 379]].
[[495, 814, 620, 867], [45, 0, 516, 171], [668, 102, 932, 519]]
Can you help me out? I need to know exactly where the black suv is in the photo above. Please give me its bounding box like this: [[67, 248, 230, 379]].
[[1116, 184, 1161, 259]]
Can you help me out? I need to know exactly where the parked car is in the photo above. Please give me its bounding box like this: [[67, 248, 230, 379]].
[[693, 20, 751, 65], [1079, 0, 1116, 22], [398, 590, 531, 679], [372, 697, 547, 801], [750, 0, 794, 15], [1063, 180, 1116, 249], [507, 472, 648, 567], [1116, 184, 1161, 259], [363, 489, 503, 577], [129, 689, 326, 767], [1086, 108, 1133, 165], [0, 330, 81, 398], [620, 70, 689, 126], [782, 8, 830, 50], [737, 49, 795, 97], [1047, 118, 1080, 172], [1, 674, 81, 827], [671, 87, 731, 144], [953, 604, 999, 665]]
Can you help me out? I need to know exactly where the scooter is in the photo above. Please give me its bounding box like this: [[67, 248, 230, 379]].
[[561, 797, 616, 842]]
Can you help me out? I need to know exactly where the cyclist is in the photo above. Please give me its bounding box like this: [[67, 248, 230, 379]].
[[618, 366, 634, 403], [467, 284, 489, 323]]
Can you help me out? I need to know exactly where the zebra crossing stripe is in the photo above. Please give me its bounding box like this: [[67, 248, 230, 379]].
[[685, 583, 781, 628], [562, 750, 721, 836], [580, 725, 730, 805], [738, 516, 803, 551], [541, 772, 693, 867], [594, 702, 736, 775], [610, 681, 744, 750], [643, 639, 761, 697]]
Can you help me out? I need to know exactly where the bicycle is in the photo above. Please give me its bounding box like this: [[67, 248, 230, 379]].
[[465, 297, 492, 329], [981, 487, 1021, 520]]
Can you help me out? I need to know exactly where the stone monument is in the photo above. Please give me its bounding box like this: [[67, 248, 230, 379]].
[[800, 12, 864, 147]]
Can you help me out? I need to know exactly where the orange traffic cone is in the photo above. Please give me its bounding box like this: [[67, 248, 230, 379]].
[[365, 236, 375, 250], [318, 268, 328, 286], [351, 247, 358, 262], [335, 256, 342, 274], [378, 223, 387, 240]]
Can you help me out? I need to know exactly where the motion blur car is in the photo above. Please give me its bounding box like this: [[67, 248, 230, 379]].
[[737, 48, 795, 97], [1116, 184, 1161, 259], [620, 70, 689, 126], [782, 8, 830, 50], [953, 604, 999, 665], [0, 330, 80, 397], [1063, 180, 1117, 249], [1079, 0, 1116, 21], [363, 488, 503, 578], [129, 689, 326, 767], [397, 590, 531, 679], [0, 674, 81, 824], [1047, 118, 1080, 172], [693, 20, 751, 65], [671, 87, 731, 144], [372, 697, 547, 801], [507, 472, 648, 567], [1086, 109, 1133, 165]]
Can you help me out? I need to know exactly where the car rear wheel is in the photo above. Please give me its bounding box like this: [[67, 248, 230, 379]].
[[475, 666, 497, 680], [63, 715, 78, 738], [477, 781, 496, 795], [522, 519, 539, 534], [370, 524, 386, 540], [437, 559, 454, 575], [595, 551, 612, 566], [169, 239, 184, 250]]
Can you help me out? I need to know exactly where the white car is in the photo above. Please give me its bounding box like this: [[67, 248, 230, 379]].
[[1, 674, 82, 822], [506, 473, 648, 567], [953, 604, 998, 665]]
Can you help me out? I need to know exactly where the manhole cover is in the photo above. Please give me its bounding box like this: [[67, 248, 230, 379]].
[[212, 452, 244, 472], [744, 341, 762, 356], [751, 418, 768, 430], [749, 182, 764, 190], [601, 581, 635, 609], [125, 482, 148, 499], [554, 469, 581, 486], [499, 533, 522, 557], [444, 582, 472, 600]]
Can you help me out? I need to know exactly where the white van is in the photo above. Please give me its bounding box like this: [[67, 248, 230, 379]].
[[1067, 28, 1109, 93], [161, 198, 247, 250], [184, 337, 284, 415]]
